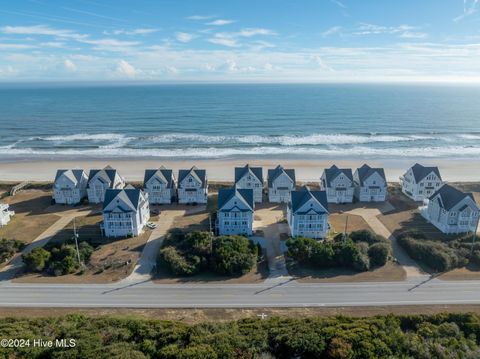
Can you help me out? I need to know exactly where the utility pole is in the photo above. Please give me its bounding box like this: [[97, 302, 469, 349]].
[[343, 215, 349, 241], [73, 218, 82, 268], [471, 216, 479, 256]]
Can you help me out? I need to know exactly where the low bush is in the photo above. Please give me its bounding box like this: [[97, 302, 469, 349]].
[[0, 238, 24, 263], [22, 242, 94, 276], [397, 236, 464, 272], [287, 230, 390, 272], [159, 231, 258, 277]]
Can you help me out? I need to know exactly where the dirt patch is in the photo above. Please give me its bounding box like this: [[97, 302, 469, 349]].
[[288, 261, 406, 283], [13, 230, 153, 284], [438, 264, 480, 281], [48, 212, 103, 245], [328, 213, 374, 237], [0, 190, 60, 243], [153, 259, 269, 284]]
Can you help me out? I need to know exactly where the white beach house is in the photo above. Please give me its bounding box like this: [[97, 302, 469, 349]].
[[353, 164, 387, 202], [421, 184, 479, 234], [287, 186, 329, 239], [177, 166, 208, 204], [86, 166, 125, 204], [217, 187, 254, 236], [267, 165, 296, 203], [144, 167, 177, 204], [102, 186, 150, 238], [320, 165, 354, 203], [0, 203, 14, 227], [234, 164, 263, 203], [400, 163, 443, 201], [53, 169, 88, 205]]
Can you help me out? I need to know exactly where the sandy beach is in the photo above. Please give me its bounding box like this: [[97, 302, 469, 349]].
[[0, 158, 478, 182]]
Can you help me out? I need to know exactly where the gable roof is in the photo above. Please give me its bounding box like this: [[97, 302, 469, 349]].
[[290, 186, 329, 214], [103, 188, 143, 213], [355, 164, 386, 186], [55, 169, 86, 184], [267, 165, 295, 187], [88, 166, 120, 186], [410, 163, 442, 183], [235, 164, 263, 184], [323, 165, 353, 187], [429, 184, 476, 211], [178, 166, 207, 187], [144, 167, 175, 188], [218, 188, 254, 211]]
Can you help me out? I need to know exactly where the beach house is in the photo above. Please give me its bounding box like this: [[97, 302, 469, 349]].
[[421, 184, 479, 234], [144, 166, 176, 204], [267, 165, 296, 203], [217, 187, 254, 236], [353, 164, 387, 202], [400, 163, 443, 201], [102, 186, 150, 238], [287, 186, 329, 239], [177, 166, 208, 204], [320, 165, 354, 203], [0, 203, 14, 227], [234, 164, 263, 203], [53, 169, 88, 205], [86, 166, 125, 204]]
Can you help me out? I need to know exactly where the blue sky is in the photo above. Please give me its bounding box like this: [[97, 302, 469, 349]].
[[1, 0, 480, 82]]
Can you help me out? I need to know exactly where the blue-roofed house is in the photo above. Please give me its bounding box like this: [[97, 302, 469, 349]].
[[320, 165, 354, 203], [267, 165, 296, 203], [353, 164, 387, 202], [102, 186, 150, 238], [217, 187, 254, 236], [421, 184, 479, 234], [87, 166, 125, 204], [287, 186, 329, 239], [234, 164, 263, 203], [400, 163, 443, 201], [144, 166, 177, 204], [177, 166, 208, 204], [53, 169, 88, 205]]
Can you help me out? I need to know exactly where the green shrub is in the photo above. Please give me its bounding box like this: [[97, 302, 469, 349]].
[[0, 238, 24, 263], [22, 247, 51, 272], [397, 237, 460, 272], [350, 230, 388, 245], [210, 236, 257, 276], [161, 246, 200, 276], [368, 242, 390, 267]]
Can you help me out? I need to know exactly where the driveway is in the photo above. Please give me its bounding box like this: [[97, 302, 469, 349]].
[[253, 204, 290, 280], [343, 201, 426, 278]]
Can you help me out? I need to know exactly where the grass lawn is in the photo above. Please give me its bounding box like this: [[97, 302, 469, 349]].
[[288, 261, 406, 283], [153, 258, 269, 284], [0, 190, 60, 244]]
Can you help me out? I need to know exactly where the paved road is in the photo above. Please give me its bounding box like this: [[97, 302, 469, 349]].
[[0, 277, 479, 308]]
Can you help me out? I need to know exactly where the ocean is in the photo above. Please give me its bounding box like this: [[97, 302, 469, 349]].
[[1, 83, 480, 161]]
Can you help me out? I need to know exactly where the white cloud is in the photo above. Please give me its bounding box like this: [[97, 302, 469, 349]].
[[237, 28, 276, 37], [208, 37, 239, 47], [322, 26, 342, 37], [0, 43, 35, 49], [330, 0, 346, 9], [454, 0, 479, 21], [64, 59, 77, 71], [116, 59, 137, 77], [400, 31, 428, 39], [175, 32, 196, 43], [187, 15, 215, 21], [109, 28, 159, 36], [206, 19, 235, 26], [40, 41, 66, 48], [0, 25, 86, 40]]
